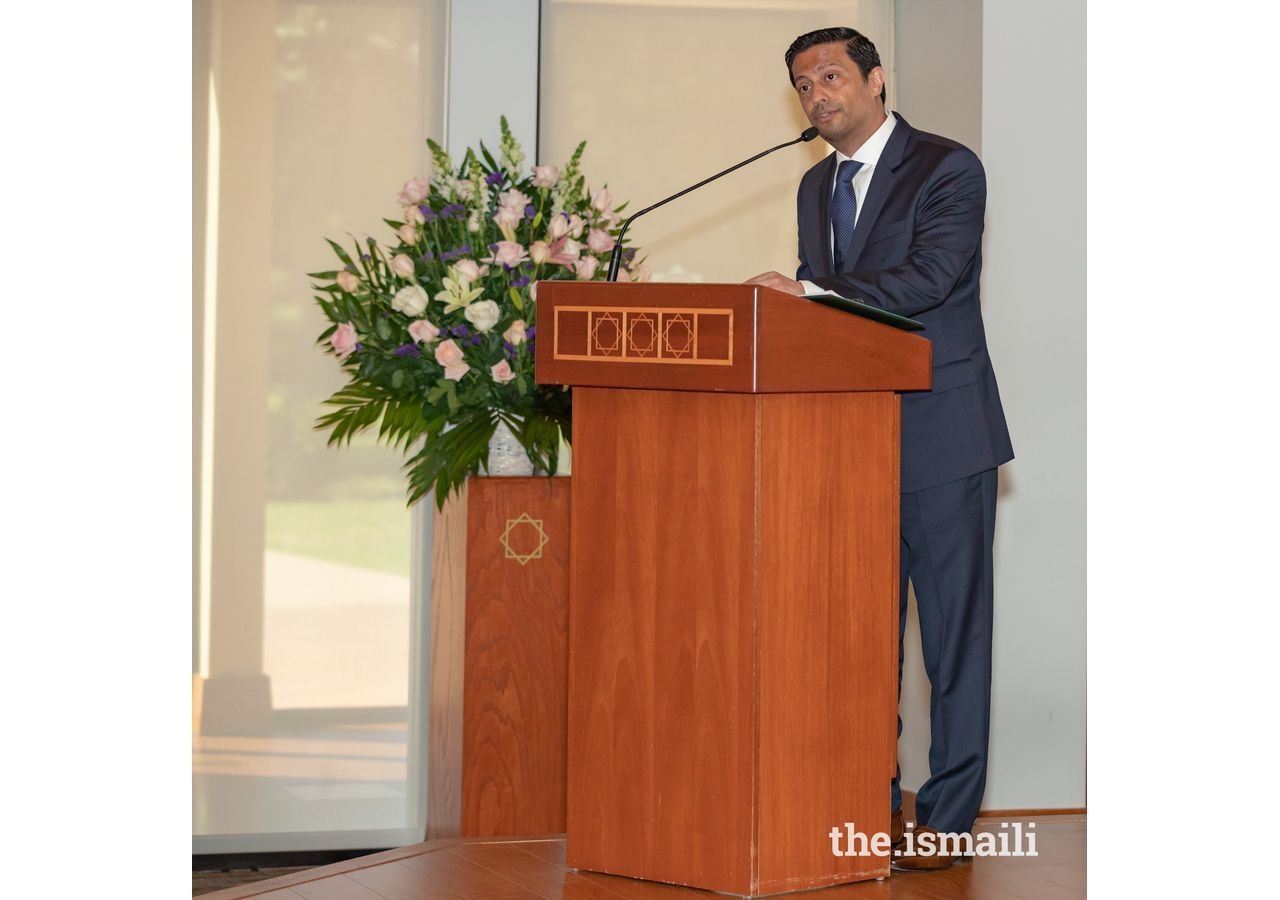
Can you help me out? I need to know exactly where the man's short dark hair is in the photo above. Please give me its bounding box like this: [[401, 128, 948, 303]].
[[785, 27, 886, 103]]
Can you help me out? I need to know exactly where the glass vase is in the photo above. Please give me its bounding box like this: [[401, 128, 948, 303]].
[[487, 419, 536, 476]]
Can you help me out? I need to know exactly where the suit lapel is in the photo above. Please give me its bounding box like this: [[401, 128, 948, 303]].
[[842, 112, 912, 271], [810, 154, 837, 275]]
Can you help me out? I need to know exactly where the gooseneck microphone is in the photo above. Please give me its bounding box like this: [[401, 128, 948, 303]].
[[606, 126, 820, 282]]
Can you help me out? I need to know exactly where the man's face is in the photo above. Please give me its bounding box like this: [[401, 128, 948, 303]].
[[790, 42, 885, 156]]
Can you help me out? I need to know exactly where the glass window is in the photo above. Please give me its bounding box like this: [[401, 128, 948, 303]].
[[193, 0, 446, 852]]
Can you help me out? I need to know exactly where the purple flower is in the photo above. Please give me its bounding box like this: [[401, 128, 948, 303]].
[[524, 204, 535, 218], [458, 244, 472, 254], [511, 275, 530, 289], [394, 343, 421, 358], [469, 335, 483, 346], [440, 203, 465, 219], [418, 251, 433, 262], [503, 340, 517, 359], [485, 171, 505, 186], [526, 326, 537, 340], [419, 204, 436, 222], [354, 342, 364, 352], [623, 247, 637, 264], [451, 324, 471, 338], [359, 254, 372, 262]]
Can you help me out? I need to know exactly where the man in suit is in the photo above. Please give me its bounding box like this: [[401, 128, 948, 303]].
[[748, 26, 1014, 871]]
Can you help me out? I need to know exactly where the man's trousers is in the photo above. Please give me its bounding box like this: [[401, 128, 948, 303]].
[[890, 467, 998, 834]]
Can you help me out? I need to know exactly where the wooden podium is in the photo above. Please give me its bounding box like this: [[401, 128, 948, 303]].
[[535, 282, 931, 896]]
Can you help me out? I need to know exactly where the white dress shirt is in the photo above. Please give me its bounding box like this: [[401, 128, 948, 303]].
[[800, 110, 898, 293]]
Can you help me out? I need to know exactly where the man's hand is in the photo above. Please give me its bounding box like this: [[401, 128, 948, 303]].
[[745, 271, 804, 295]]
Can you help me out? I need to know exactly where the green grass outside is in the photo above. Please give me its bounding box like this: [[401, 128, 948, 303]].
[[265, 500, 412, 576]]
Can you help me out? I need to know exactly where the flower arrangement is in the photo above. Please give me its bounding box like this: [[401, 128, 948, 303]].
[[311, 117, 646, 508]]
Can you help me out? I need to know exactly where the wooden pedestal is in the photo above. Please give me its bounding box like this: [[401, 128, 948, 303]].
[[426, 476, 570, 839], [534, 282, 931, 895], [565, 388, 900, 895]]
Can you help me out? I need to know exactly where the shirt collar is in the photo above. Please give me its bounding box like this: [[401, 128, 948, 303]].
[[834, 110, 897, 168]]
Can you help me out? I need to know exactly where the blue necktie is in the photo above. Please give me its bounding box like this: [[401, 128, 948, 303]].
[[831, 159, 863, 270]]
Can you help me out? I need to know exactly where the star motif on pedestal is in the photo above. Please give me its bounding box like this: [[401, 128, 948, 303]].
[[627, 314, 658, 357], [663, 314, 694, 357], [590, 313, 622, 355], [500, 513, 549, 566]]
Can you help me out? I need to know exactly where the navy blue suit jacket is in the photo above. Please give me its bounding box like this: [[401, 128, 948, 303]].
[[798, 113, 1014, 492]]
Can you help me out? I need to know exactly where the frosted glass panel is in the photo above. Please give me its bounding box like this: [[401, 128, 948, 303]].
[[194, 0, 445, 850], [264, 1, 430, 713], [540, 0, 893, 283]]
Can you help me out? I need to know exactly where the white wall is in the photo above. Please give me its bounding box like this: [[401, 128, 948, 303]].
[[447, 0, 539, 158], [894, 0, 983, 154], [981, 0, 1087, 809], [893, 0, 1085, 812]]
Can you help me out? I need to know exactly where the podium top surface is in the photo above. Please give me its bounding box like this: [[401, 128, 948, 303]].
[[534, 281, 931, 394]]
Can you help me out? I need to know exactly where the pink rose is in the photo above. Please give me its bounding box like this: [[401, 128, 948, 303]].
[[498, 189, 531, 212], [336, 271, 359, 293], [391, 253, 416, 278], [436, 339, 471, 379], [591, 188, 612, 212], [408, 319, 440, 344], [402, 205, 425, 225], [529, 241, 551, 265], [487, 241, 530, 269], [532, 165, 561, 188], [503, 320, 527, 345], [330, 322, 357, 359], [490, 360, 516, 383], [398, 224, 418, 245], [586, 228, 615, 254], [454, 259, 486, 283], [435, 339, 465, 369], [547, 214, 570, 241], [568, 214, 586, 237], [574, 256, 599, 280], [397, 176, 429, 206], [630, 262, 652, 282], [493, 205, 522, 235]]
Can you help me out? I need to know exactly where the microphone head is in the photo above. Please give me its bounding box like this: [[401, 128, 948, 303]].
[[800, 126, 820, 142]]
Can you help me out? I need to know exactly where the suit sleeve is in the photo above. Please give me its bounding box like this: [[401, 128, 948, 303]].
[[795, 186, 813, 282], [811, 149, 986, 319]]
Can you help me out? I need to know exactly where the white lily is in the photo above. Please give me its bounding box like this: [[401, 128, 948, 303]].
[[434, 267, 484, 313]]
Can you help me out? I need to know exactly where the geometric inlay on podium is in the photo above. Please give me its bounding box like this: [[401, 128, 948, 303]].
[[500, 512, 549, 565]]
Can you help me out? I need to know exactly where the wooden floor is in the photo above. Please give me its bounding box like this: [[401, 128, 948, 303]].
[[197, 815, 1084, 900]]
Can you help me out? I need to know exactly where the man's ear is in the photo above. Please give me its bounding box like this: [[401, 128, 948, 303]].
[[868, 66, 885, 96]]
